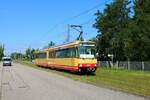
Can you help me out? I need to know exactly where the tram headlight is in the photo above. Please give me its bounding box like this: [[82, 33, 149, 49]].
[[79, 64, 82, 67]]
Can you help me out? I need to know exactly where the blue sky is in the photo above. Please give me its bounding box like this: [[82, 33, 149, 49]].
[[0, 0, 111, 55]]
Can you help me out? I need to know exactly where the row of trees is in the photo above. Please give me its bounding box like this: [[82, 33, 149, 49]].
[[0, 44, 4, 61], [11, 48, 35, 61], [93, 0, 150, 61], [11, 41, 55, 61]]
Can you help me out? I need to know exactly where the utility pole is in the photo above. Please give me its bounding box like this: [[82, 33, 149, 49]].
[[66, 24, 70, 42]]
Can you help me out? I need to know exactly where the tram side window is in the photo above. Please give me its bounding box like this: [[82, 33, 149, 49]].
[[56, 48, 79, 58], [34, 54, 38, 59], [37, 53, 46, 58], [49, 52, 55, 58], [70, 48, 79, 58], [56, 49, 68, 58]]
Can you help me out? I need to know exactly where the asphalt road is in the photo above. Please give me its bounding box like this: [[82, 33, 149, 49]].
[[0, 63, 147, 100]]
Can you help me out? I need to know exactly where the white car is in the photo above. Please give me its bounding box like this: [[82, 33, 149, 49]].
[[2, 57, 12, 66]]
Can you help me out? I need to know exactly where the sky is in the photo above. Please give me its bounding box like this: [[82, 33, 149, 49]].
[[0, 0, 112, 55]]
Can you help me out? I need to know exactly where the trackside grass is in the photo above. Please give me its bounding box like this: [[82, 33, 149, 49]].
[[14, 60, 150, 97]]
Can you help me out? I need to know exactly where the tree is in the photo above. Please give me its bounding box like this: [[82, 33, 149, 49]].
[[0, 44, 4, 60], [25, 48, 35, 61], [11, 52, 24, 60], [133, 0, 150, 61], [94, 0, 131, 61], [124, 0, 150, 61], [43, 41, 55, 49], [48, 41, 55, 48]]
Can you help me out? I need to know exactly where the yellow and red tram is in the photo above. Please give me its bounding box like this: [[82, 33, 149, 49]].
[[34, 41, 97, 74]]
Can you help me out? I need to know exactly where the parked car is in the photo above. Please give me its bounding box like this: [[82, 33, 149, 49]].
[[2, 57, 12, 66]]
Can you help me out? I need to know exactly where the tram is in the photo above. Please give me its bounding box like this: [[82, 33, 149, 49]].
[[34, 41, 97, 74]]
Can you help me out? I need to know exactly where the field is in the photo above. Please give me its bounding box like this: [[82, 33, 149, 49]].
[[14, 60, 150, 97]]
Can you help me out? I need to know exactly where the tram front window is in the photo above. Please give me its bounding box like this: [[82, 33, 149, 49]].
[[79, 45, 96, 59]]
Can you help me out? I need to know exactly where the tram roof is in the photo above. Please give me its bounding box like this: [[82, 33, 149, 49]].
[[46, 41, 95, 51], [34, 41, 95, 53], [34, 49, 47, 53]]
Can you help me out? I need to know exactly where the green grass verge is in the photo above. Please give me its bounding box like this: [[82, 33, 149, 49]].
[[14, 60, 150, 97]]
